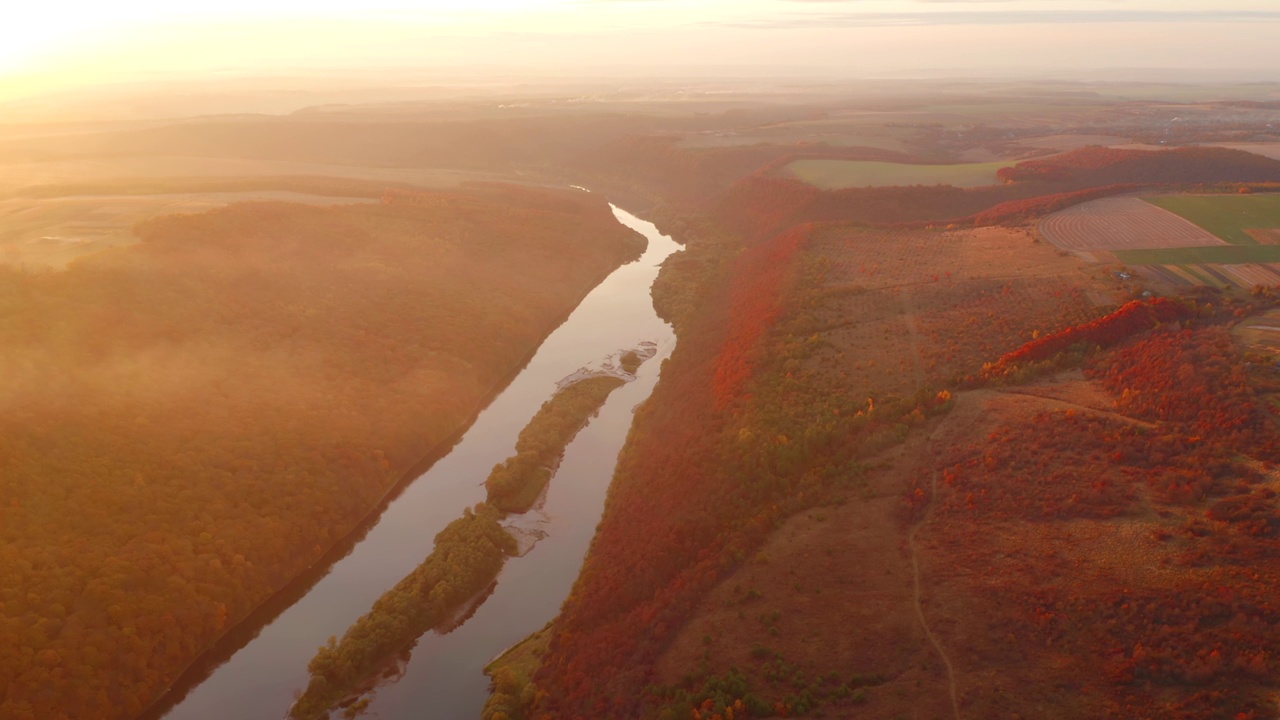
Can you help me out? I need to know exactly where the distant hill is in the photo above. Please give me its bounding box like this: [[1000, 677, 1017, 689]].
[[709, 146, 1280, 238]]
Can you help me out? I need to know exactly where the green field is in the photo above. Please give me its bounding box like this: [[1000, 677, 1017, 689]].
[[785, 159, 1007, 189], [1114, 245, 1280, 265], [1143, 194, 1280, 245]]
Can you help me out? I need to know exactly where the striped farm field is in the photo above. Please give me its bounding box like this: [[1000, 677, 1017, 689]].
[[1220, 263, 1280, 286], [1039, 196, 1224, 252], [1136, 263, 1280, 289]]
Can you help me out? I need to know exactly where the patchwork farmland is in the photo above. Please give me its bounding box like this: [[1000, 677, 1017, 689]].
[[1144, 193, 1280, 245], [1137, 262, 1280, 289], [1040, 193, 1280, 289]]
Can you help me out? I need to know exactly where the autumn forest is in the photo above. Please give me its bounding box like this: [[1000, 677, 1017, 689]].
[[5, 71, 1280, 720]]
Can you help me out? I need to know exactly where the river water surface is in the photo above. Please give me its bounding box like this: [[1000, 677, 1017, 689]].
[[152, 204, 679, 720]]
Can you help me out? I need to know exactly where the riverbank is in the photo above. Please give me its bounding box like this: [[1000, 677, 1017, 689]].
[[136, 197, 644, 720], [526, 212, 963, 718], [290, 353, 648, 719], [483, 623, 554, 720], [149, 205, 681, 720], [486, 375, 627, 513], [289, 504, 518, 720], [0, 185, 646, 720]]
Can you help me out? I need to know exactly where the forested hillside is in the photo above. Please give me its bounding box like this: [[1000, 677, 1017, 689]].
[[521, 117, 1280, 719], [0, 185, 643, 720]]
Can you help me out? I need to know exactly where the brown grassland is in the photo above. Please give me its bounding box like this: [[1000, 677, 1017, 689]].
[[643, 225, 1122, 718], [527, 153, 1280, 720], [652, 296, 1280, 719], [801, 224, 1109, 395]]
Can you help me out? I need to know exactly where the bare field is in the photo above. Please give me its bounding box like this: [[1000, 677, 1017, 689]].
[[805, 225, 1110, 398], [0, 191, 374, 269], [1039, 197, 1224, 252], [1246, 228, 1280, 244]]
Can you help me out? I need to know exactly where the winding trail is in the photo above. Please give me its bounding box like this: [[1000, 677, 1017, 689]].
[[906, 449, 961, 720], [896, 378, 1151, 720], [899, 283, 960, 719], [1000, 389, 1156, 429]]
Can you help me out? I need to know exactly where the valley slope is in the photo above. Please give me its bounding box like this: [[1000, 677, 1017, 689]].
[[0, 184, 643, 720]]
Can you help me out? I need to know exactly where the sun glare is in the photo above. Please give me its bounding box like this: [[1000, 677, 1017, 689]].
[[0, 0, 579, 82], [0, 12, 100, 75], [3, 0, 1280, 104]]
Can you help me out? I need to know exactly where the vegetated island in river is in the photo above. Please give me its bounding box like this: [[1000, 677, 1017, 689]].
[[488, 366, 638, 513], [290, 351, 649, 720], [0, 182, 645, 720]]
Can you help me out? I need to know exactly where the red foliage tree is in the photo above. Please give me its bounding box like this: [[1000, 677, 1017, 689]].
[[989, 298, 1192, 372], [711, 224, 813, 407]]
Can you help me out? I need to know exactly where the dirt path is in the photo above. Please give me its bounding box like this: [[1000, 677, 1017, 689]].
[[1000, 389, 1156, 429], [906, 451, 961, 720], [897, 380, 1136, 720], [900, 284, 960, 718]]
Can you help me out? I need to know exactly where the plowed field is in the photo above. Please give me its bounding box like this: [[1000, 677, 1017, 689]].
[[1039, 197, 1223, 252]]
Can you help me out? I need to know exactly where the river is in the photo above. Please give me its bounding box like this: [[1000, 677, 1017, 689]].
[[149, 204, 679, 720]]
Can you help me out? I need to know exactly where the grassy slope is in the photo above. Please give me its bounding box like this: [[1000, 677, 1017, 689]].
[[641, 275, 1280, 720], [527, 218, 1112, 718], [532, 128, 1280, 719]]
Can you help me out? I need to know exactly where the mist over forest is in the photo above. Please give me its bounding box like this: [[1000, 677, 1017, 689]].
[[4, 3, 1280, 720]]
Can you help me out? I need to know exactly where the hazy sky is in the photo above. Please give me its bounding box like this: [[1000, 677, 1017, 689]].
[[4, 0, 1280, 100]]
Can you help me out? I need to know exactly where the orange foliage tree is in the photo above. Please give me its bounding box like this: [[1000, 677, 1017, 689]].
[[0, 185, 644, 720]]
